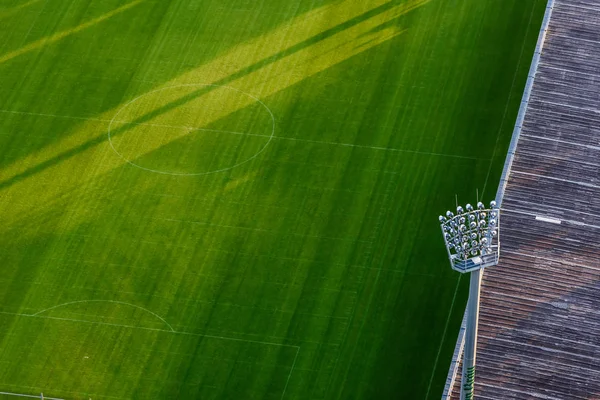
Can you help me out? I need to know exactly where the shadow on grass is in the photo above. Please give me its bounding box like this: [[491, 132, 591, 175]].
[[0, 0, 338, 170], [0, 0, 415, 191]]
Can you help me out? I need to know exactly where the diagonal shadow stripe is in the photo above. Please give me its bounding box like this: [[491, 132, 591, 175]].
[[0, 0, 422, 191]]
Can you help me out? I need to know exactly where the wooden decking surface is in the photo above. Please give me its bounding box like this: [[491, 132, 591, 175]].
[[449, 0, 600, 398]]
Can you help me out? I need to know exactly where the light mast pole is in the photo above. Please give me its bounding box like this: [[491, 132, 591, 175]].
[[439, 201, 500, 400]]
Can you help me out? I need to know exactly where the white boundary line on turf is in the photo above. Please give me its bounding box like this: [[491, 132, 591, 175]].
[[0, 310, 299, 349], [12, 281, 352, 323], [0, 109, 487, 165], [280, 347, 300, 400], [426, 0, 539, 389], [271, 135, 484, 160], [424, 274, 462, 400], [1, 310, 301, 400], [0, 392, 63, 400], [29, 299, 175, 331], [440, 1, 556, 398], [0, 383, 125, 400], [107, 84, 276, 176]]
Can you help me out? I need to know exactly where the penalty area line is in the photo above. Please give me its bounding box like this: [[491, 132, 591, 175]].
[[0, 311, 299, 349], [0, 392, 64, 400]]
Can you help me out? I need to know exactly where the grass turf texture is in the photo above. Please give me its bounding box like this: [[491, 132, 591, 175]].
[[0, 0, 544, 398]]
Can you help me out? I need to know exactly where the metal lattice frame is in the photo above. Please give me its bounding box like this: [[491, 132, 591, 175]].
[[439, 201, 500, 273]]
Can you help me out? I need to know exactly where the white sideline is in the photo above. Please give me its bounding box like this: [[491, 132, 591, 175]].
[[441, 0, 556, 398]]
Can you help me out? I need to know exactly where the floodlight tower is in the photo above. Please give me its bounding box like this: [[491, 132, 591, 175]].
[[439, 201, 500, 400]]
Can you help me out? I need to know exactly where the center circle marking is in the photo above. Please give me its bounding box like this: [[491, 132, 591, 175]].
[[107, 84, 275, 176]]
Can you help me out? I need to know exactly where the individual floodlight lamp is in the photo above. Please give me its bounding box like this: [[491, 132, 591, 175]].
[[439, 200, 500, 400]]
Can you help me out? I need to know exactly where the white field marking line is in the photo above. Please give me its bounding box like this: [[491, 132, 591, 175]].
[[0, 384, 126, 400], [107, 84, 276, 176], [0, 353, 310, 371], [436, 1, 540, 396], [6, 278, 352, 322], [26, 309, 158, 325], [0, 312, 335, 348], [424, 274, 462, 400], [0, 392, 63, 400], [481, 0, 539, 197], [29, 299, 175, 331], [0, 109, 110, 122], [269, 194, 308, 362], [256, 158, 402, 176], [0, 110, 256, 137], [0, 109, 486, 161], [272, 136, 485, 160], [280, 347, 300, 400], [0, 311, 300, 349], [512, 170, 600, 189], [0, 350, 301, 380]]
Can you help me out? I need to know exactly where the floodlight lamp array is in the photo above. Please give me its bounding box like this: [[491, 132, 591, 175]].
[[439, 201, 500, 273]]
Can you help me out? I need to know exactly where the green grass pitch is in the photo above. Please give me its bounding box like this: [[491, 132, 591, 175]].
[[0, 0, 544, 398]]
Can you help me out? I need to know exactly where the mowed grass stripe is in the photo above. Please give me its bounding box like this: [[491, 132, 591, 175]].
[[0, 0, 544, 399]]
